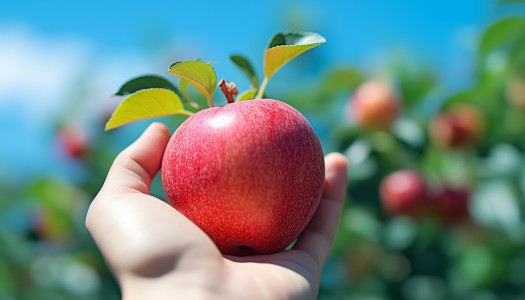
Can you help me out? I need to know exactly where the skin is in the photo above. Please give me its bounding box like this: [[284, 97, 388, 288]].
[[85, 122, 348, 300]]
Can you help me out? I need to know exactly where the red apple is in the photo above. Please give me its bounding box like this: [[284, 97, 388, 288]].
[[430, 187, 470, 225], [429, 104, 483, 148], [380, 170, 428, 217], [346, 80, 400, 130], [56, 124, 89, 159], [161, 99, 325, 256]]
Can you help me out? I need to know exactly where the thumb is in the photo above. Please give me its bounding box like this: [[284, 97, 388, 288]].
[[103, 122, 171, 195]]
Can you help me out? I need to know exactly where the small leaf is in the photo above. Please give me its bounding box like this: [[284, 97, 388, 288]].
[[105, 88, 191, 131], [237, 89, 257, 101], [264, 31, 326, 79], [230, 54, 259, 88], [115, 75, 179, 96], [168, 61, 217, 106]]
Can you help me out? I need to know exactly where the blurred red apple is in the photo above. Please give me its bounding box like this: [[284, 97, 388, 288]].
[[161, 99, 325, 256], [429, 187, 470, 225], [346, 80, 400, 130], [429, 103, 483, 148], [56, 124, 89, 159], [380, 170, 428, 217]]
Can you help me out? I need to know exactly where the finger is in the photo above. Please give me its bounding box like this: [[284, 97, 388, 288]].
[[104, 122, 171, 194], [293, 152, 348, 268], [86, 123, 220, 276]]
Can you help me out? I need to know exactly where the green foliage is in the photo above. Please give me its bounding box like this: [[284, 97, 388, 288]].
[[263, 31, 325, 79], [105, 88, 191, 131], [230, 54, 259, 88], [114, 74, 179, 96], [479, 17, 525, 61], [168, 60, 217, 106]]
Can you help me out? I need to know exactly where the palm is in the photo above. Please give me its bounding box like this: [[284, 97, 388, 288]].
[[86, 123, 347, 300], [226, 251, 321, 299]]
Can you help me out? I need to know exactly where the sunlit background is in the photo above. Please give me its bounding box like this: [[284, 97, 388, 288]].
[[3, 0, 525, 299]]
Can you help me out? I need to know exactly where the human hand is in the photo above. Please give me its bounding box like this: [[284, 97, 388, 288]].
[[86, 122, 348, 300]]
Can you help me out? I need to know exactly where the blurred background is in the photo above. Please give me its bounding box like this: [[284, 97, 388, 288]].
[[2, 0, 525, 299]]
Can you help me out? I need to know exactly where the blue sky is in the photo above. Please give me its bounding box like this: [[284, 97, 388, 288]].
[[1, 0, 495, 78], [0, 0, 502, 181]]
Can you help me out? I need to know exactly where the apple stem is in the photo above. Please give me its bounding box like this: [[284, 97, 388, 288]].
[[255, 77, 268, 99], [219, 79, 239, 104]]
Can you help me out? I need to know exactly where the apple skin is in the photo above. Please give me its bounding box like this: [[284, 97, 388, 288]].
[[380, 170, 428, 217], [430, 187, 470, 225], [346, 80, 400, 130], [429, 104, 483, 148], [161, 99, 325, 256]]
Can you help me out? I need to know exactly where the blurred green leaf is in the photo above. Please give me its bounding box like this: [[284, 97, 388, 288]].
[[264, 31, 326, 79], [479, 17, 525, 59], [344, 138, 378, 181], [480, 144, 522, 178], [397, 65, 437, 108], [471, 180, 524, 242], [444, 88, 481, 107], [321, 67, 362, 95], [230, 54, 259, 88], [383, 217, 417, 250], [105, 88, 191, 131], [508, 36, 525, 72], [25, 178, 84, 241], [342, 207, 381, 241], [456, 246, 495, 288], [402, 276, 446, 300], [115, 75, 179, 96], [392, 118, 426, 149], [0, 261, 14, 295]]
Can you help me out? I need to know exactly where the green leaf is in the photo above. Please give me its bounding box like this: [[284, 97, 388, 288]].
[[115, 74, 179, 96], [230, 55, 259, 88], [105, 88, 191, 131], [479, 17, 525, 58], [264, 31, 326, 79], [237, 89, 257, 101], [168, 61, 217, 106], [180, 78, 190, 101]]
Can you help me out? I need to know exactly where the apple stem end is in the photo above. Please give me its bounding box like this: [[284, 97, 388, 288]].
[[219, 79, 239, 104]]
